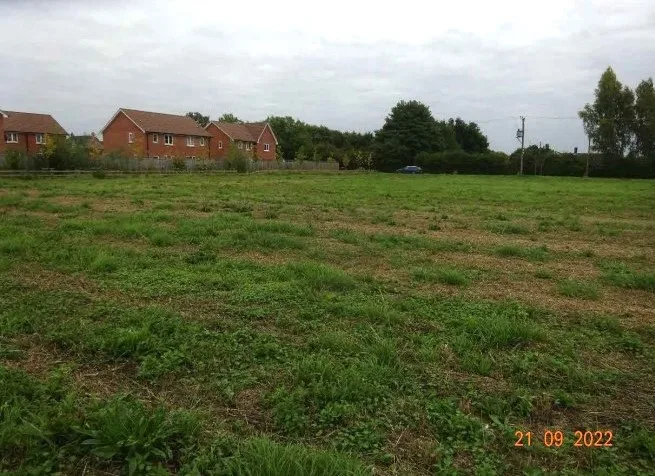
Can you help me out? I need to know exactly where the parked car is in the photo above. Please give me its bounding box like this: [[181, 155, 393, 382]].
[[396, 165, 423, 174]]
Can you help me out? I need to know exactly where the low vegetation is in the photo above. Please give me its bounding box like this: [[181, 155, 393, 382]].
[[0, 173, 653, 474]]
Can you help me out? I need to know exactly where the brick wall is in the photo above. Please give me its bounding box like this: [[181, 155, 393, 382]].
[[102, 112, 146, 157], [206, 123, 231, 159], [255, 125, 276, 161], [2, 132, 51, 155], [0, 113, 4, 154]]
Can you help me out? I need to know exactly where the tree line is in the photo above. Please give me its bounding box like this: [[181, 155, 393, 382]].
[[182, 67, 654, 177]]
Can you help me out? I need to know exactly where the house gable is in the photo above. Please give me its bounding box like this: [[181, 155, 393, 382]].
[[101, 109, 145, 135]]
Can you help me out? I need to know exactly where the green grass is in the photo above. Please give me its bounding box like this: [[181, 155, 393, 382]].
[[494, 244, 550, 261], [0, 173, 653, 475], [600, 261, 655, 292], [557, 279, 602, 300]]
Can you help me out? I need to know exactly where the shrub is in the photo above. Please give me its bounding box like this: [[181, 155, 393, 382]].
[[225, 146, 251, 173], [416, 150, 510, 175], [4, 150, 27, 170], [172, 156, 186, 171]]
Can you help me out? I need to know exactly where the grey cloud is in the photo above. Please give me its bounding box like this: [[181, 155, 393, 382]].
[[1, 0, 653, 152]]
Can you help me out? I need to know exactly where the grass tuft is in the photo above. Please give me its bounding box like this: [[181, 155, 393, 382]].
[[557, 279, 601, 300]]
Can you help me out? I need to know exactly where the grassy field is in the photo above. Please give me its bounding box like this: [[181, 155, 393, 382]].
[[0, 172, 654, 475]]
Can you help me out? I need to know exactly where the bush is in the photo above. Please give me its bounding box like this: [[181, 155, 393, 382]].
[[416, 151, 510, 174], [225, 146, 251, 173], [172, 157, 186, 171], [4, 150, 27, 170]]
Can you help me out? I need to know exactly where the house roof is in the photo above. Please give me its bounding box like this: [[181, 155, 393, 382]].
[[2, 111, 67, 135], [208, 121, 277, 144], [105, 108, 212, 137]]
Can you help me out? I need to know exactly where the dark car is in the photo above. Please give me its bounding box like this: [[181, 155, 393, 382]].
[[396, 165, 423, 174]]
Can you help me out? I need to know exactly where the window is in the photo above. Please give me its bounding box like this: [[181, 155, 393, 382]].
[[153, 133, 158, 143], [191, 156, 196, 160], [186, 136, 195, 147], [35, 134, 45, 145], [218, 140, 223, 149], [5, 132, 18, 143], [128, 132, 134, 143], [238, 141, 243, 149], [264, 143, 270, 152], [153, 155, 159, 159], [245, 143, 251, 150], [200, 137, 205, 146], [164, 134, 173, 145]]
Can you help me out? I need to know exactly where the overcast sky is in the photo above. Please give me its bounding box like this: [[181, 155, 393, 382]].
[[1, 0, 654, 152]]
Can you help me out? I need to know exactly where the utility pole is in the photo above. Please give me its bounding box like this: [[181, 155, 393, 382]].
[[519, 116, 525, 175], [584, 135, 591, 177], [516, 116, 525, 175]]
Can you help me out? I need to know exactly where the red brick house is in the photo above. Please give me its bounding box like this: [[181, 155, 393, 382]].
[[205, 121, 277, 160], [0, 110, 67, 155], [101, 108, 212, 159]]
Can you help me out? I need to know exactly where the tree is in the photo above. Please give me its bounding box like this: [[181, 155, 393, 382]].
[[296, 145, 307, 163], [634, 78, 655, 159], [579, 67, 635, 157], [186, 112, 209, 127], [217, 113, 242, 124], [373, 100, 445, 171], [448, 118, 489, 153]]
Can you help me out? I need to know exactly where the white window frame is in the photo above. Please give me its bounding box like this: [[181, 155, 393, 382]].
[[128, 132, 134, 144], [35, 133, 45, 145], [191, 156, 196, 160], [238, 141, 243, 149], [264, 143, 270, 151], [153, 133, 158, 143], [245, 143, 251, 151], [6, 132, 18, 143], [200, 137, 205, 146], [153, 155, 159, 159], [218, 140, 223, 149], [164, 134, 174, 146], [186, 136, 195, 147]]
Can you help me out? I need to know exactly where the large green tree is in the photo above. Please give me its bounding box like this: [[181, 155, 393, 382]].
[[448, 118, 489, 153], [634, 78, 655, 159], [373, 100, 445, 171], [267, 115, 373, 163], [579, 67, 635, 157], [186, 112, 209, 127]]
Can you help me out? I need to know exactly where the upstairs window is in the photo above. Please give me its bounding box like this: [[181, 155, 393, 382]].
[[35, 134, 45, 145], [186, 136, 195, 147], [153, 133, 158, 143], [6, 132, 18, 143], [264, 143, 270, 151], [128, 132, 134, 143], [200, 137, 205, 146], [218, 140, 223, 149], [164, 134, 173, 145]]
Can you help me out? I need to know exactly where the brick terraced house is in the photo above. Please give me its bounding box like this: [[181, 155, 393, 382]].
[[0, 110, 67, 156], [101, 108, 212, 159], [205, 121, 277, 160]]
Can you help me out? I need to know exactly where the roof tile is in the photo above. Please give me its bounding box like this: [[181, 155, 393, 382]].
[[3, 111, 67, 135], [210, 122, 268, 142], [120, 109, 212, 137]]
